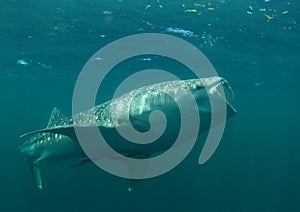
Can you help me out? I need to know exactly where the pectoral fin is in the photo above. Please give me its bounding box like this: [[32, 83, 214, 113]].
[[26, 157, 42, 190], [71, 158, 92, 168]]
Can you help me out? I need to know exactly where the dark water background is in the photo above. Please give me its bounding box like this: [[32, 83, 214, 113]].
[[1, 0, 299, 211]]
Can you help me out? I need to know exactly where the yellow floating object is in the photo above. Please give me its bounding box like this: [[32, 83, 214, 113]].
[[158, 4, 163, 9], [194, 3, 205, 7], [145, 5, 151, 10], [259, 8, 266, 12], [246, 11, 252, 15], [184, 9, 198, 13], [207, 7, 215, 11], [249, 6, 253, 10], [265, 14, 275, 22], [282, 11, 288, 14]]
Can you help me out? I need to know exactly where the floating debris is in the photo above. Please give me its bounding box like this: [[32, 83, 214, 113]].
[[265, 14, 275, 22], [143, 20, 156, 27], [144, 0, 163, 10], [244, 1, 291, 25], [17, 59, 29, 66], [184, 9, 197, 13], [194, 3, 205, 7]]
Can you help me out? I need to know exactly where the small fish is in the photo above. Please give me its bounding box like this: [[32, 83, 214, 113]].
[[17, 59, 29, 66]]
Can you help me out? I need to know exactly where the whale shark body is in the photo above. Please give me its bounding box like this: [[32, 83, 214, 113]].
[[19, 76, 236, 190]]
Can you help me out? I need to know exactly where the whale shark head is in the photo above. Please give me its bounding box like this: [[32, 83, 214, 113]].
[[192, 76, 234, 100], [183, 76, 236, 117]]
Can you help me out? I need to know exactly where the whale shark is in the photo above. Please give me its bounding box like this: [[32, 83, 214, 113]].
[[19, 76, 236, 190]]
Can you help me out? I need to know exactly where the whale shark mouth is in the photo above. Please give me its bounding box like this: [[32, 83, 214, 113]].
[[213, 79, 237, 114]]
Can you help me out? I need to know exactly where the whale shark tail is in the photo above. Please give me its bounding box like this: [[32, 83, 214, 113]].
[[20, 107, 75, 139], [26, 157, 42, 190]]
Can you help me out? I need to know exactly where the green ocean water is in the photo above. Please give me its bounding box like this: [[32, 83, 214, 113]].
[[0, 0, 299, 211]]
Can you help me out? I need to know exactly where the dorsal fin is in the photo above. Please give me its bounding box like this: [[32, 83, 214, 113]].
[[47, 107, 71, 128]]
